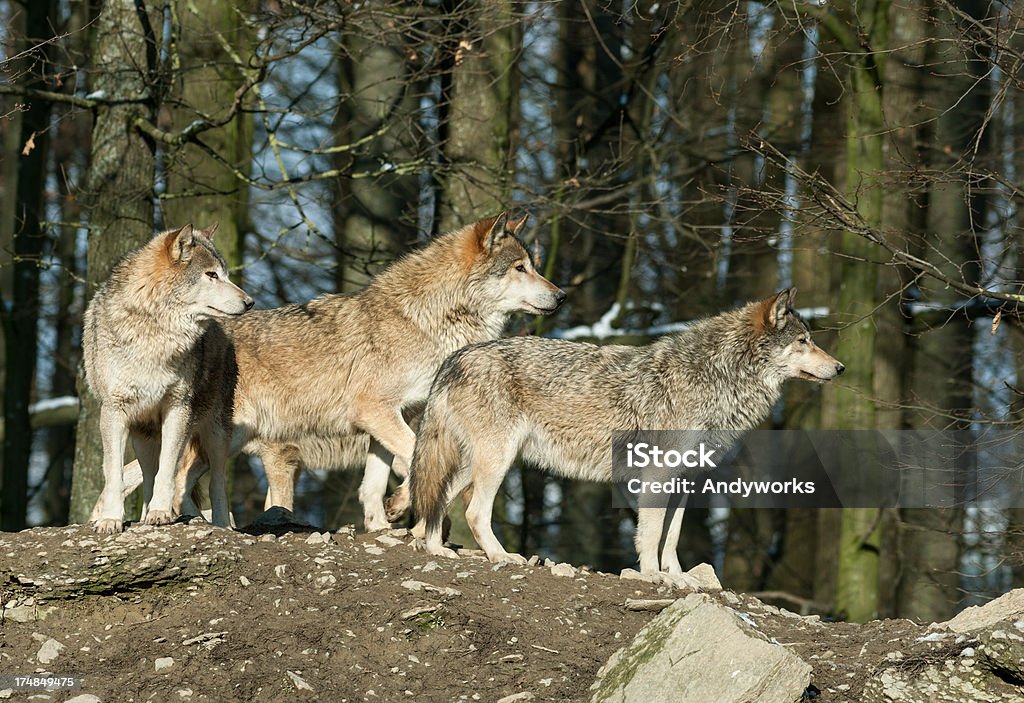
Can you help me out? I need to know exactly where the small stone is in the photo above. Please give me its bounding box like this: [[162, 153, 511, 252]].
[[305, 532, 323, 545], [376, 535, 404, 547], [388, 528, 409, 537], [0, 690, 13, 700], [65, 696, 101, 703], [36, 637, 64, 664], [239, 575, 251, 587], [422, 561, 440, 572], [286, 671, 314, 691], [176, 689, 193, 699], [685, 563, 722, 592], [497, 694, 535, 703], [274, 565, 287, 578], [364, 545, 385, 555], [527, 555, 540, 566], [155, 657, 174, 672], [550, 563, 576, 578], [259, 533, 276, 543]]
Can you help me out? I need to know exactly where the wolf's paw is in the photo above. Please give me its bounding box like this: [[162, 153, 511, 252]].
[[93, 518, 124, 535], [383, 493, 410, 523], [661, 570, 703, 592], [364, 514, 390, 532], [413, 539, 460, 560], [490, 551, 528, 566], [144, 510, 175, 526], [436, 545, 460, 560]]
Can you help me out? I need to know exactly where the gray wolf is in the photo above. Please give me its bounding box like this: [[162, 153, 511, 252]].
[[401, 288, 844, 583], [168, 213, 565, 530], [85, 224, 253, 534]]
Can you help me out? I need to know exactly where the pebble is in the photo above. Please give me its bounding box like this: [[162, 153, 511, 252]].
[[286, 671, 314, 692], [497, 694, 535, 703], [155, 656, 175, 672], [550, 563, 576, 578], [36, 637, 64, 664]]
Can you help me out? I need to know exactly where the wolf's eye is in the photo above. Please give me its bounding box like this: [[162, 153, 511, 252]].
[[515, 263, 527, 273], [206, 271, 220, 281], [799, 337, 810, 345]]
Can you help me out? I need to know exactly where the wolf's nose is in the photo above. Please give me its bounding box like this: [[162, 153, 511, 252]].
[[243, 296, 255, 311], [554, 290, 567, 307], [835, 363, 845, 376]]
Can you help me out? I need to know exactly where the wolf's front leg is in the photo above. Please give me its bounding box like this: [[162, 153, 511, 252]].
[[94, 405, 130, 534], [146, 405, 192, 525], [359, 441, 393, 532], [634, 507, 665, 574], [355, 403, 417, 531]]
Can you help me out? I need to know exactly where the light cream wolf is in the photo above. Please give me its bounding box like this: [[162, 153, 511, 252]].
[[164, 213, 565, 529], [401, 289, 844, 584], [85, 224, 253, 534]]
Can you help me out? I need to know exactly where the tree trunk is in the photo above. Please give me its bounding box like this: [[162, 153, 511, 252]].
[[895, 0, 989, 621], [68, 0, 161, 525], [813, 1, 890, 622], [2, 0, 56, 531]]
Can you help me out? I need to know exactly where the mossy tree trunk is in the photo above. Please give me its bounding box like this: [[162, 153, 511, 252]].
[[68, 0, 162, 524]]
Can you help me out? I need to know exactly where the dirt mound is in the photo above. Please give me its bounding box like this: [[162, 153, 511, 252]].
[[1, 522, 1019, 702]]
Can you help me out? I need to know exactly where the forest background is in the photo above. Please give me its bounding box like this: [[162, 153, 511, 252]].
[[1, 0, 1023, 624]]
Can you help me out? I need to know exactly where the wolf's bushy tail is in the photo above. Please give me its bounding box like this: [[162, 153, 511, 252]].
[[410, 394, 463, 533]]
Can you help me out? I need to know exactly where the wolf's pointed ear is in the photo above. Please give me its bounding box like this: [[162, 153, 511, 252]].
[[164, 224, 196, 262], [507, 212, 529, 236], [197, 222, 219, 240], [483, 211, 510, 251], [766, 288, 795, 329]]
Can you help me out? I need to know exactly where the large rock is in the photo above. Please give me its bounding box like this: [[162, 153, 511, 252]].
[[975, 624, 1024, 684], [943, 589, 1024, 634], [589, 593, 811, 703]]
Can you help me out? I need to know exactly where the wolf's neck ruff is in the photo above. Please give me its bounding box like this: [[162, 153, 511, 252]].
[[362, 224, 513, 353], [658, 305, 790, 431]]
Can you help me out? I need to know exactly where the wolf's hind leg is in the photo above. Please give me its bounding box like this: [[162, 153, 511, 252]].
[[199, 426, 231, 528], [131, 434, 160, 522], [262, 443, 300, 512], [418, 470, 472, 559], [660, 505, 686, 574]]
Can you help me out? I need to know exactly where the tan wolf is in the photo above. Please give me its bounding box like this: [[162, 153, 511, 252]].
[[401, 289, 844, 584], [85, 224, 253, 534], [167, 212, 565, 530]]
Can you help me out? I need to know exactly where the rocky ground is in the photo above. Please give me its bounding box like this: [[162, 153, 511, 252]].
[[0, 515, 1022, 702]]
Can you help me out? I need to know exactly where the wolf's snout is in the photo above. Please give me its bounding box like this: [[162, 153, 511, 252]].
[[554, 289, 567, 307], [243, 296, 255, 311], [835, 362, 845, 376]]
